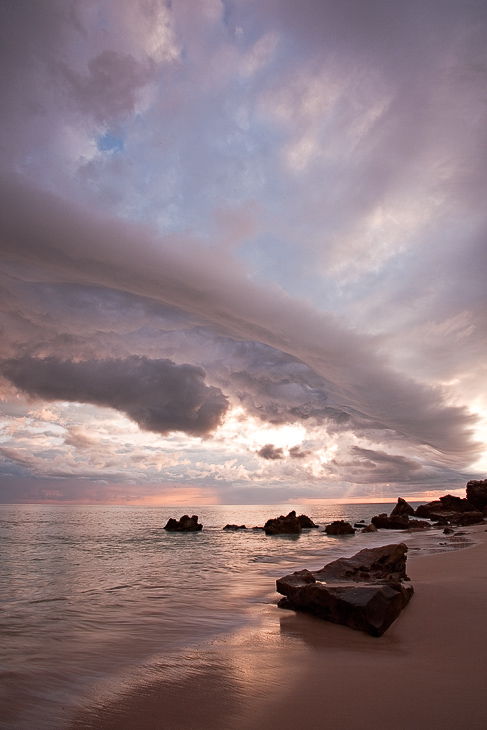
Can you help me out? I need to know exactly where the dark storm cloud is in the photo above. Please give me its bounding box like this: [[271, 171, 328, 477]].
[[0, 356, 228, 437], [257, 444, 284, 460]]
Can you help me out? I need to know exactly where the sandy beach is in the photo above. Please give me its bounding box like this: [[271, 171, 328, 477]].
[[68, 524, 487, 730]]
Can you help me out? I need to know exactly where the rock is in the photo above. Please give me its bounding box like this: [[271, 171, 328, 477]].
[[223, 524, 246, 530], [415, 494, 477, 519], [466, 479, 487, 511], [414, 501, 443, 519], [354, 521, 366, 528], [264, 511, 302, 535], [371, 513, 409, 530], [432, 516, 450, 526], [443, 527, 455, 534], [407, 519, 431, 530], [164, 514, 203, 532], [361, 523, 378, 533], [297, 514, 319, 528], [452, 511, 484, 526], [276, 543, 414, 637], [390, 497, 415, 517], [414, 494, 484, 525], [439, 494, 477, 512], [325, 520, 355, 535]]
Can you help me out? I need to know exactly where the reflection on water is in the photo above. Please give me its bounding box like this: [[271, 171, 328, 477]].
[[0, 502, 438, 729]]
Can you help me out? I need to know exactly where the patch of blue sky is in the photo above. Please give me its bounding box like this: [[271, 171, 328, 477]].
[[97, 132, 124, 154]]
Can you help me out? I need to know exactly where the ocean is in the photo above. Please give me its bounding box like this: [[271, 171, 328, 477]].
[[1, 502, 438, 730]]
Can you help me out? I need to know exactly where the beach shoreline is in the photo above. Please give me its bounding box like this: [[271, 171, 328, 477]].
[[67, 524, 487, 730]]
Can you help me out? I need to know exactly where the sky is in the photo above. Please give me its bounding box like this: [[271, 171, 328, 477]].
[[0, 0, 486, 505]]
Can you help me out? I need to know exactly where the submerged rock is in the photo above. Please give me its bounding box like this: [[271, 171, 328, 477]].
[[264, 511, 302, 535], [164, 514, 203, 532], [223, 524, 246, 531], [325, 520, 355, 535], [276, 543, 414, 637]]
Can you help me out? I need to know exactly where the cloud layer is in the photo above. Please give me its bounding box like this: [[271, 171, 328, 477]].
[[0, 0, 486, 503]]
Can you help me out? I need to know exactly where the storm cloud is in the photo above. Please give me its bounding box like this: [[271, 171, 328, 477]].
[[1, 356, 228, 437]]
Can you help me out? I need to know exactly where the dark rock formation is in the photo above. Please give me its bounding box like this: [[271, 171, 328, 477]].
[[325, 520, 355, 535], [264, 511, 302, 535], [164, 514, 203, 532], [415, 494, 476, 519], [277, 543, 414, 637], [432, 515, 450, 526], [414, 500, 445, 519], [414, 494, 484, 525], [407, 519, 431, 530], [371, 513, 409, 530], [361, 523, 378, 533], [223, 524, 246, 530], [440, 494, 477, 512], [452, 511, 485, 526], [371, 502, 430, 530], [390, 497, 415, 517], [297, 514, 319, 529], [466, 479, 487, 512]]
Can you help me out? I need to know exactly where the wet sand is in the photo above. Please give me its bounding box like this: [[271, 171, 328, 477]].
[[68, 525, 487, 730]]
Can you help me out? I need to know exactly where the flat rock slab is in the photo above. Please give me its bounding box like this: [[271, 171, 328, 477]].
[[276, 543, 414, 637]]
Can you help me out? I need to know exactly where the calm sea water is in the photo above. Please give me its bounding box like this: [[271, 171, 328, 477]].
[[0, 502, 431, 730]]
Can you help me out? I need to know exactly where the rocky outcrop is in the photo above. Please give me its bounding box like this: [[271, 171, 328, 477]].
[[414, 494, 484, 525], [466, 479, 487, 512], [371, 513, 409, 530], [390, 497, 415, 517], [325, 520, 355, 535], [223, 524, 246, 530], [297, 514, 319, 529], [361, 523, 378, 533], [408, 519, 431, 530], [277, 543, 414, 637], [451, 511, 485, 526], [164, 514, 203, 532], [264, 511, 302, 535]]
